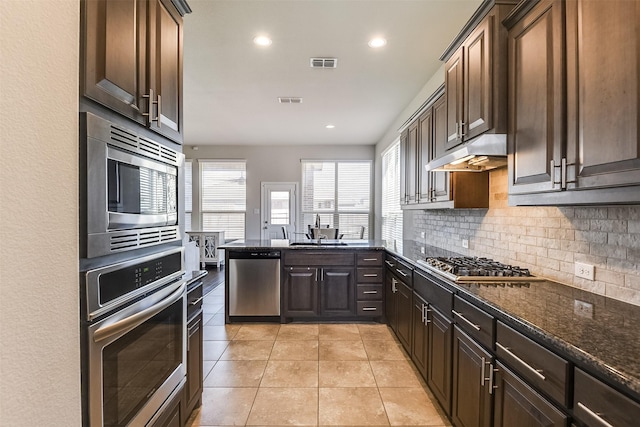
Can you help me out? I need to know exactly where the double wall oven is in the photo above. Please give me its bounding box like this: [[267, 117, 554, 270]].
[[80, 112, 187, 426]]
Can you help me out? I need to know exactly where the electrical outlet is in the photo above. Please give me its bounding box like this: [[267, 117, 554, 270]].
[[420, 247, 425, 254], [575, 262, 595, 280], [574, 299, 594, 319], [462, 239, 469, 249], [420, 231, 425, 239]]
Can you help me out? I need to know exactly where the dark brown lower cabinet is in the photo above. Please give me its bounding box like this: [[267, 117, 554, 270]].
[[395, 278, 412, 353], [427, 307, 453, 415], [493, 362, 567, 427], [452, 326, 493, 427], [184, 311, 203, 417], [320, 267, 355, 316], [283, 267, 318, 317], [411, 292, 429, 378]]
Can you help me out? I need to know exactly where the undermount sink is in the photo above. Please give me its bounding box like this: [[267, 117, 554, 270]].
[[289, 240, 348, 247]]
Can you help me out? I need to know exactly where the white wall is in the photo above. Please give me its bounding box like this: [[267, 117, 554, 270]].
[[185, 144, 374, 239], [0, 1, 80, 425]]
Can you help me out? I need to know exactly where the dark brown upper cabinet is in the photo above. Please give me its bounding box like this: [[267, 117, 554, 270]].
[[81, 0, 190, 144], [442, 0, 518, 151], [506, 0, 640, 205]]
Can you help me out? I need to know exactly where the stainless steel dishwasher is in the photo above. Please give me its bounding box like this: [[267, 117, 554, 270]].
[[228, 250, 281, 317]]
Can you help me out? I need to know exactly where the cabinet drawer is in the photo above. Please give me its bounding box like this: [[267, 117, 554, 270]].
[[186, 280, 203, 321], [393, 260, 413, 284], [384, 253, 397, 271], [357, 251, 383, 266], [496, 322, 568, 406], [357, 301, 383, 316], [414, 269, 453, 315], [357, 267, 383, 284], [357, 285, 383, 301], [452, 296, 494, 349], [284, 251, 354, 266], [573, 368, 640, 427]]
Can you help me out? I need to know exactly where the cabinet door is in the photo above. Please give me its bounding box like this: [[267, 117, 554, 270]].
[[464, 15, 492, 140], [406, 121, 419, 204], [452, 326, 493, 427], [320, 267, 355, 316], [385, 272, 397, 332], [431, 95, 451, 202], [185, 312, 203, 414], [411, 292, 428, 378], [445, 48, 464, 150], [395, 279, 413, 353], [566, 0, 640, 190], [428, 308, 453, 415], [493, 363, 567, 427], [508, 0, 564, 195], [81, 0, 148, 125], [283, 267, 317, 317], [418, 110, 433, 203], [399, 129, 409, 205], [148, 0, 184, 143]]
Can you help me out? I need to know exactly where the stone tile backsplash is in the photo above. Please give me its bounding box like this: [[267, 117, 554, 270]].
[[406, 168, 640, 306]]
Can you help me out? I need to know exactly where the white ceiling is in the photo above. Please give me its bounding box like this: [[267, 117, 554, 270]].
[[183, 0, 482, 146]]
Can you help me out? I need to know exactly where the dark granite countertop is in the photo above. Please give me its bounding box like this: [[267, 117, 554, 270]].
[[392, 242, 640, 400]]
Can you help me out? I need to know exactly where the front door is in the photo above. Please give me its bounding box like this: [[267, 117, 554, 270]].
[[261, 182, 298, 240]]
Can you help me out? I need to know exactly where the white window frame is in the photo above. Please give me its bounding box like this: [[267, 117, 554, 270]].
[[381, 140, 403, 252]]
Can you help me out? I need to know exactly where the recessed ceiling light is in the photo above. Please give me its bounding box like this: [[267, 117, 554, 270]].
[[326, 124, 335, 129], [253, 35, 272, 46], [368, 37, 387, 48]]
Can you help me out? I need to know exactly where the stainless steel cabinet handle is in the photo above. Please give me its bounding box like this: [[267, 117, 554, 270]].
[[363, 291, 378, 294], [460, 121, 466, 137], [362, 307, 378, 311], [363, 258, 378, 261], [385, 260, 395, 267], [488, 363, 496, 394], [363, 274, 378, 277], [156, 94, 161, 129], [481, 357, 487, 386], [395, 268, 408, 277], [577, 402, 615, 427], [190, 296, 204, 306], [391, 278, 397, 293], [496, 342, 545, 381], [315, 268, 318, 282], [452, 310, 481, 331]]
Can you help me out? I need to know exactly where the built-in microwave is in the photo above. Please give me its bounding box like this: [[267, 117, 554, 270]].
[[81, 112, 184, 258]]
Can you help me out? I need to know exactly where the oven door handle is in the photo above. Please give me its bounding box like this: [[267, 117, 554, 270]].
[[94, 282, 186, 343]]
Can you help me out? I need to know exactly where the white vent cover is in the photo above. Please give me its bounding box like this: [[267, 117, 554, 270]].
[[278, 97, 303, 104], [310, 57, 338, 68]]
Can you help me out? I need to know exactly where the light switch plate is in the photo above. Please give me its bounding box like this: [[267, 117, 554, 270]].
[[462, 239, 469, 249]]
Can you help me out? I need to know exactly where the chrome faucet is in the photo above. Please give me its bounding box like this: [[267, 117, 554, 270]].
[[316, 234, 327, 245]]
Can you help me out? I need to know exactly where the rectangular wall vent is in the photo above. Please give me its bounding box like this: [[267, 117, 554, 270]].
[[310, 57, 338, 68], [278, 97, 303, 104]]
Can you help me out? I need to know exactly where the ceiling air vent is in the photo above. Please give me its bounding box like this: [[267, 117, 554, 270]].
[[278, 97, 303, 104], [310, 57, 338, 69]]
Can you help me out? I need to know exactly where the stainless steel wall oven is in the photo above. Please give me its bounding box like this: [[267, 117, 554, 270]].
[[81, 247, 186, 426], [81, 112, 184, 259]]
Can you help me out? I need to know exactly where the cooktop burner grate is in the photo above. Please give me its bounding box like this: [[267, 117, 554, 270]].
[[416, 257, 545, 283]]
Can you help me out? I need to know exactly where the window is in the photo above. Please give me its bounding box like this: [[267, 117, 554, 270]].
[[200, 160, 246, 240], [381, 141, 403, 251], [184, 160, 192, 231], [301, 160, 371, 239]]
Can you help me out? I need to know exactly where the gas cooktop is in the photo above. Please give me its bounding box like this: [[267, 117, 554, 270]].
[[416, 256, 545, 283]]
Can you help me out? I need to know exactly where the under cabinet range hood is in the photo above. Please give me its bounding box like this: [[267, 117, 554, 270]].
[[426, 134, 507, 172]]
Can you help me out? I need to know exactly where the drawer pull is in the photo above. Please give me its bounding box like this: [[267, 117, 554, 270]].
[[363, 258, 378, 261], [395, 268, 408, 277], [452, 310, 481, 331], [496, 342, 546, 381], [363, 290, 378, 294], [362, 307, 378, 311], [385, 260, 395, 267], [577, 402, 614, 427], [189, 296, 204, 306], [363, 274, 378, 277]]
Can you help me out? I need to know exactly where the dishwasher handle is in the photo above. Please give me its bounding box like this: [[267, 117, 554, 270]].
[[228, 250, 281, 259]]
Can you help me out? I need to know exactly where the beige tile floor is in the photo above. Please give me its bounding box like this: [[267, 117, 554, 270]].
[[186, 284, 451, 427]]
